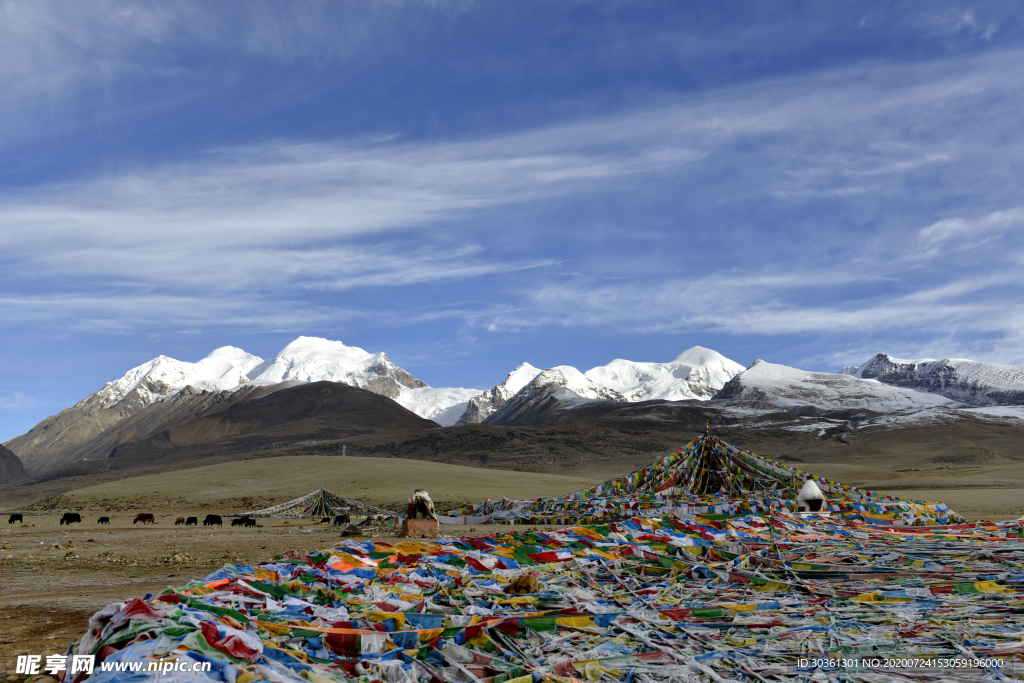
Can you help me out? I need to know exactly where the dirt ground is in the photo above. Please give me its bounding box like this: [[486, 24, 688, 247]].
[[0, 513, 546, 678]]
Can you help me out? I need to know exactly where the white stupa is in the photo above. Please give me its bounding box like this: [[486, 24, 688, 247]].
[[796, 477, 826, 514]]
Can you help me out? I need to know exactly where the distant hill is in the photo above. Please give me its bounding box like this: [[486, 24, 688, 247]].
[[4, 380, 1024, 510], [5, 337, 1024, 498]]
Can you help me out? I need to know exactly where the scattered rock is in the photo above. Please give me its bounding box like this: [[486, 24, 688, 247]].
[[64, 551, 78, 560], [1, 542, 10, 550], [98, 551, 129, 564], [160, 553, 193, 564]]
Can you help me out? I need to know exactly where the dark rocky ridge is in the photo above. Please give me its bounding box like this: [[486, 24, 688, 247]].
[[841, 353, 1024, 406]]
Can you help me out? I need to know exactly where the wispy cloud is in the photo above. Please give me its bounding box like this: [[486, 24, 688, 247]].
[[0, 392, 34, 410], [468, 198, 1024, 364], [916, 207, 1024, 258], [1, 34, 1023, 364]]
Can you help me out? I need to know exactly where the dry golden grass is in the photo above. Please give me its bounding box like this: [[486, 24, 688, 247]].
[[51, 455, 595, 512]]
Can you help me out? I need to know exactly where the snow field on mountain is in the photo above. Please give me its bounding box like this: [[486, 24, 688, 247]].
[[727, 360, 954, 412], [584, 346, 744, 401]]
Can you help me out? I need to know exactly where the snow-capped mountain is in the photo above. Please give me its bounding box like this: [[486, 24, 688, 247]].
[[714, 360, 956, 414], [584, 346, 744, 402], [840, 353, 1024, 407], [484, 366, 627, 426], [248, 337, 423, 396], [472, 347, 744, 426], [93, 346, 264, 412], [9, 338, 1024, 477], [246, 337, 480, 425], [456, 363, 542, 425], [5, 337, 481, 473]]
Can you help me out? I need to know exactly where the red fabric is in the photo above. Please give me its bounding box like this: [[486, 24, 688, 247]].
[[464, 556, 490, 571], [199, 621, 260, 663], [527, 551, 569, 563], [634, 652, 674, 663], [325, 632, 359, 654], [659, 608, 692, 620], [552, 660, 577, 677], [224, 581, 266, 599], [495, 619, 519, 636], [118, 598, 164, 624], [463, 624, 483, 642]]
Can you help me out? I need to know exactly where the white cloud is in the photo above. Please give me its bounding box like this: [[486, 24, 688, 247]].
[[1, 40, 1023, 357], [0, 392, 34, 410], [917, 207, 1024, 256]]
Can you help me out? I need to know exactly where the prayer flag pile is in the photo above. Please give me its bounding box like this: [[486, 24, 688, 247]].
[[62, 512, 1024, 682]]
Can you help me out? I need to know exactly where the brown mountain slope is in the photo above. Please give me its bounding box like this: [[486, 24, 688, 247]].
[[3, 383, 276, 475], [0, 444, 27, 484], [3, 390, 1024, 510]]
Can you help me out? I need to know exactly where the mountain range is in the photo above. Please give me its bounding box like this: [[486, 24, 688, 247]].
[[3, 338, 1024, 483]]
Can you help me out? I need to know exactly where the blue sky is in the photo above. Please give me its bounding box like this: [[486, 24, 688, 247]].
[[2, 1, 1024, 441]]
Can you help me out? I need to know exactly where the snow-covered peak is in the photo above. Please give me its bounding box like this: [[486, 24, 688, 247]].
[[94, 346, 264, 410], [585, 346, 744, 402], [248, 337, 389, 384], [539, 365, 621, 399], [482, 365, 626, 426], [671, 345, 734, 367], [454, 362, 543, 425], [500, 363, 542, 400]]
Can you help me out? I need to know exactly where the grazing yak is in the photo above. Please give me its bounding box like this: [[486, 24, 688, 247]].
[[133, 513, 155, 525], [174, 517, 186, 525], [333, 513, 351, 526], [185, 517, 198, 526], [97, 517, 110, 525], [231, 516, 256, 527], [60, 513, 82, 525], [8, 513, 22, 524], [203, 514, 223, 526], [320, 517, 332, 525]]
